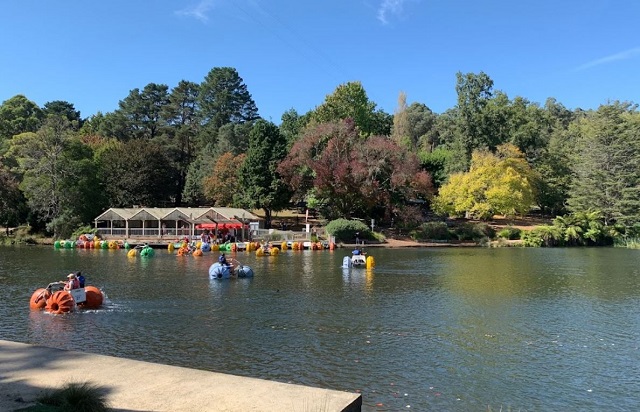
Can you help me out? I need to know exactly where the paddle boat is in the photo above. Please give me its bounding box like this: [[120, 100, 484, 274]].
[[256, 243, 279, 256], [30, 278, 105, 315], [128, 244, 155, 257], [208, 259, 255, 280], [342, 248, 375, 269]]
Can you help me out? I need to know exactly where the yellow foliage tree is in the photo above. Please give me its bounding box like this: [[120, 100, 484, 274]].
[[432, 144, 536, 219]]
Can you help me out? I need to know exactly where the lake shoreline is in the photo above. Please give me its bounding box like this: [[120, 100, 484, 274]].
[[17, 236, 518, 248]]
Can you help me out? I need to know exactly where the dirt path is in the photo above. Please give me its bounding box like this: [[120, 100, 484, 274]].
[[344, 238, 476, 248]]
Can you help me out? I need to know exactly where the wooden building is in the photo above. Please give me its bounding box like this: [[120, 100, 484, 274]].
[[94, 207, 261, 241]]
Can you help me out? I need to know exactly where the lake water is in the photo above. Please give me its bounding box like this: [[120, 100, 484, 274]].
[[1, 245, 639, 410]]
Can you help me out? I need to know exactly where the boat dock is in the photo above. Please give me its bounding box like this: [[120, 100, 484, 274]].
[[0, 340, 362, 411]]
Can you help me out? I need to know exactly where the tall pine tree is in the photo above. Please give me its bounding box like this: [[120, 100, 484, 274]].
[[237, 120, 291, 228], [568, 102, 640, 226]]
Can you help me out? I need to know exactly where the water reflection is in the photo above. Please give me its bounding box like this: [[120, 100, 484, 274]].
[[2, 245, 640, 410], [341, 267, 374, 294], [28, 310, 77, 346]]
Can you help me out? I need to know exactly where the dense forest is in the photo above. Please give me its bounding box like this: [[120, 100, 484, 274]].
[[1, 67, 639, 244]]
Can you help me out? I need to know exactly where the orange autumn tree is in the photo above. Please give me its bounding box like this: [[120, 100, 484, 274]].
[[203, 152, 246, 206]]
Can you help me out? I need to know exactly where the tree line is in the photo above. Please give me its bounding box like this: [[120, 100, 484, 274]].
[[1, 67, 639, 239]]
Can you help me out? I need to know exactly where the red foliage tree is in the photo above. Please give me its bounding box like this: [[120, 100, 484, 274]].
[[278, 119, 434, 221]]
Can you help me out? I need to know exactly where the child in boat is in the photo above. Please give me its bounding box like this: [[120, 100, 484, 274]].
[[64, 273, 80, 290]]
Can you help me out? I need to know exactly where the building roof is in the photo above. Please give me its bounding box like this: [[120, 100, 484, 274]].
[[95, 207, 261, 223]]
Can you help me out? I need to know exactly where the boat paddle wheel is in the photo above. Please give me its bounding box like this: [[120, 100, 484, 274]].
[[209, 259, 255, 280], [29, 281, 105, 314]]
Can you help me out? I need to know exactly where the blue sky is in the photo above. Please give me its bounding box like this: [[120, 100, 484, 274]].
[[1, 0, 639, 123]]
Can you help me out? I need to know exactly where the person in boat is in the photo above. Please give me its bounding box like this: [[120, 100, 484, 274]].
[[262, 242, 271, 253], [219, 253, 230, 266], [64, 272, 80, 291], [75, 271, 85, 288]]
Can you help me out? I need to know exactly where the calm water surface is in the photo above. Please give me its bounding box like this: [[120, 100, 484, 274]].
[[1, 245, 639, 411]]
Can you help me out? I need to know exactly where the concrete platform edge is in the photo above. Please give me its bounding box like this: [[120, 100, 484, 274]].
[[1, 340, 362, 412]]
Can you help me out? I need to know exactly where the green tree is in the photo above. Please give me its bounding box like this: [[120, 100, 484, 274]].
[[115, 83, 170, 140], [533, 131, 572, 215], [434, 109, 468, 173], [567, 102, 640, 226], [455, 71, 495, 154], [279, 108, 310, 147], [8, 118, 100, 237], [506, 96, 549, 162], [0, 95, 43, 146], [198, 67, 259, 131], [407, 102, 439, 153], [237, 120, 291, 228], [527, 98, 577, 215], [391, 91, 411, 150], [182, 144, 217, 206], [0, 163, 25, 233], [43, 100, 82, 128], [97, 139, 178, 207], [94, 83, 171, 141], [161, 80, 201, 205], [311, 81, 391, 136], [214, 122, 253, 157], [78, 112, 107, 138], [419, 147, 453, 188]]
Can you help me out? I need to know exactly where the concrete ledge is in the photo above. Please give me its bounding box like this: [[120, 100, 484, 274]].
[[0, 340, 361, 412]]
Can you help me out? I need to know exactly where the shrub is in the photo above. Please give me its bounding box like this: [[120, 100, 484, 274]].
[[12, 225, 38, 245], [614, 237, 640, 249], [393, 205, 424, 229], [627, 223, 640, 238], [35, 382, 108, 412], [71, 225, 98, 240], [325, 219, 370, 242], [521, 225, 562, 247], [47, 213, 82, 239], [410, 222, 451, 241], [0, 233, 11, 245], [521, 230, 543, 247], [452, 222, 495, 241], [492, 237, 513, 247], [496, 226, 522, 240]]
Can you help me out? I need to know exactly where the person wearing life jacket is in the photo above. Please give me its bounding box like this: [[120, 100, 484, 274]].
[[219, 253, 229, 266], [64, 273, 80, 290]]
